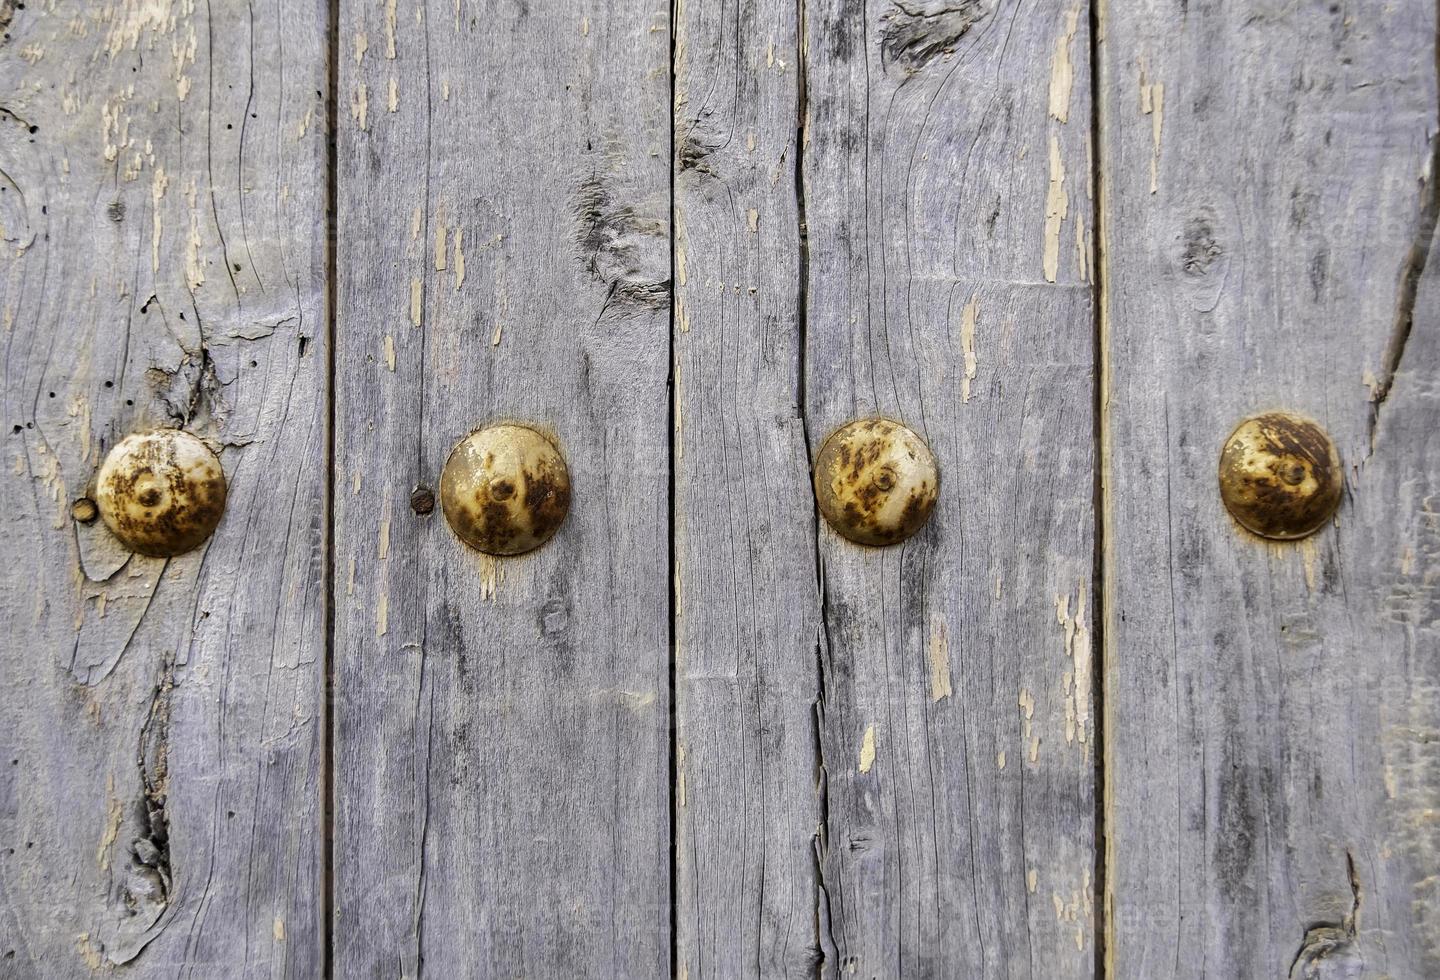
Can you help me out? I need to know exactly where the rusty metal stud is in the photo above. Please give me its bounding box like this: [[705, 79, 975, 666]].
[[409, 486, 436, 515], [95, 429, 227, 557], [440, 424, 571, 556], [814, 418, 939, 546], [1218, 412, 1341, 541]]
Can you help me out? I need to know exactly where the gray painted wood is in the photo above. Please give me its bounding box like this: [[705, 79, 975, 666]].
[[802, 1, 1097, 976], [5, 4, 1431, 977], [0, 0, 329, 976], [1098, 1, 1440, 976], [332, 0, 672, 975], [672, 3, 826, 977], [1364, 217, 1440, 980]]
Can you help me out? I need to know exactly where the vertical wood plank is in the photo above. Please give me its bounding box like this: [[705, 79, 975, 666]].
[[804, 1, 1097, 975], [672, 3, 825, 978], [0, 1, 329, 975], [333, 0, 672, 975], [1098, 1, 1440, 975]]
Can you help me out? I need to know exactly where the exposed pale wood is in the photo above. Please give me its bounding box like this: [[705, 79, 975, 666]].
[[672, 3, 826, 977], [332, 0, 672, 974], [0, 1, 329, 975], [803, 1, 1098, 975], [1098, 1, 1440, 975]]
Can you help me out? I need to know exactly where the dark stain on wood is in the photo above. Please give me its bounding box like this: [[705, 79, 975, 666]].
[[826, 0, 867, 61]]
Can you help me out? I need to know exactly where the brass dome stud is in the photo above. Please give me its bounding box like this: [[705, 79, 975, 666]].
[[440, 424, 571, 556], [1218, 412, 1341, 541], [95, 429, 228, 557], [814, 418, 939, 547]]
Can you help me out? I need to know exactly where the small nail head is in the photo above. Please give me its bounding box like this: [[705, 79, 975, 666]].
[[95, 429, 227, 557], [71, 497, 99, 524], [1218, 412, 1341, 541], [814, 418, 938, 547], [409, 486, 435, 515], [440, 424, 570, 556]]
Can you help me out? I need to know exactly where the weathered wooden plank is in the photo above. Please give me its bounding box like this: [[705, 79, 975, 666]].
[[0, 1, 329, 975], [803, 1, 1098, 975], [332, 0, 672, 975], [672, 3, 826, 977], [1098, 1, 1440, 975], [1366, 217, 1440, 980]]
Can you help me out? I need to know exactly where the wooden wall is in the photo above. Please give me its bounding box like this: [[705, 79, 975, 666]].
[[1, 0, 1434, 976]]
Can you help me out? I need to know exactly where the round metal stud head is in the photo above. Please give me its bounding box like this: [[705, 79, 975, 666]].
[[1218, 412, 1341, 541], [440, 424, 571, 556], [409, 486, 436, 515], [95, 429, 227, 557], [814, 418, 939, 546]]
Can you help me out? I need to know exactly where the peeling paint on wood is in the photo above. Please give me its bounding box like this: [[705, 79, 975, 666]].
[[928, 614, 953, 702], [858, 723, 877, 773], [961, 292, 979, 402]]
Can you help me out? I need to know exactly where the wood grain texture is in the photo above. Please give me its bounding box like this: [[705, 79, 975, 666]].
[[803, 1, 1097, 975], [0, 0, 329, 975], [1098, 0, 1440, 975], [672, 2, 826, 977], [332, 0, 672, 975], [1370, 216, 1440, 980]]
